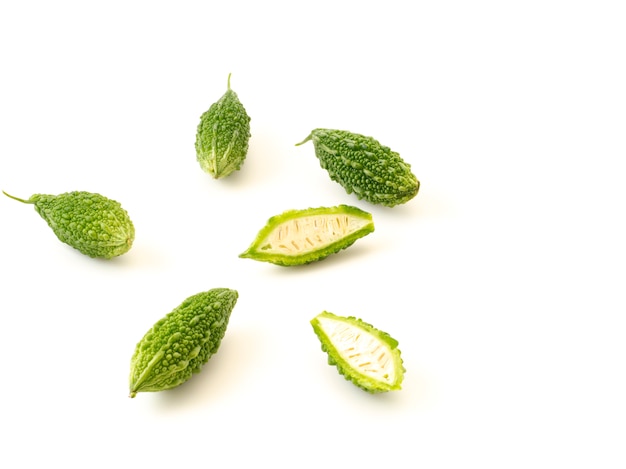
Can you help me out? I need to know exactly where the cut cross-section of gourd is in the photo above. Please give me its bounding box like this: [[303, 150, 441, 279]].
[[239, 205, 374, 266], [311, 311, 404, 393]]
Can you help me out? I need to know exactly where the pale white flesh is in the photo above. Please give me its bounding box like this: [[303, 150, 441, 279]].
[[260, 214, 370, 255], [316, 315, 396, 385]]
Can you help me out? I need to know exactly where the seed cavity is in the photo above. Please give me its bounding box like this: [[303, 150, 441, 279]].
[[258, 214, 369, 255], [315, 315, 396, 384]]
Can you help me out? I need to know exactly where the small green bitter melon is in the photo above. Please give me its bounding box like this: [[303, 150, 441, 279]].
[[310, 311, 405, 393], [296, 128, 420, 207], [239, 205, 374, 266], [195, 73, 251, 178], [2, 190, 134, 259], [129, 288, 238, 398]]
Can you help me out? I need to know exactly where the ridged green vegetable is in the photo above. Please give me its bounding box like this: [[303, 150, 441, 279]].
[[311, 311, 405, 393], [195, 73, 251, 178], [2, 190, 134, 259], [296, 128, 420, 207], [129, 288, 238, 398], [239, 205, 374, 266]]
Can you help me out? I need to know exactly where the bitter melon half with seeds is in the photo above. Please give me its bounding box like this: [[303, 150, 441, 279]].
[[2, 190, 135, 259], [195, 73, 251, 178], [311, 311, 404, 393], [296, 128, 420, 207], [129, 288, 238, 398], [239, 205, 374, 266]]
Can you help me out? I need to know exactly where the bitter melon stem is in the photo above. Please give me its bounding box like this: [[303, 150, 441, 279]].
[[227, 72, 232, 90], [2, 190, 32, 204], [294, 133, 313, 147]]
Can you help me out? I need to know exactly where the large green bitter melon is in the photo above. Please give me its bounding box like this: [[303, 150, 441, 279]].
[[129, 288, 238, 398], [3, 190, 135, 259], [296, 128, 420, 207], [195, 73, 251, 178]]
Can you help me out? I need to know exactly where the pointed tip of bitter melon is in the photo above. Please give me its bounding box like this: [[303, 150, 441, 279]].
[[238, 249, 253, 260], [310, 311, 405, 393]]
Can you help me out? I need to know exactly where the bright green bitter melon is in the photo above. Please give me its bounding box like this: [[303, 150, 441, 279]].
[[195, 73, 251, 178], [296, 129, 420, 207], [2, 190, 135, 259], [239, 205, 375, 266], [129, 288, 238, 398], [311, 311, 405, 393]]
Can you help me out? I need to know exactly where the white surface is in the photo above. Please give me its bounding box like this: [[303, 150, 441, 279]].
[[1, 1, 624, 467]]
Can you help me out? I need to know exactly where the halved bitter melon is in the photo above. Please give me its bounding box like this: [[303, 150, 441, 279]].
[[311, 311, 404, 393], [239, 205, 374, 266]]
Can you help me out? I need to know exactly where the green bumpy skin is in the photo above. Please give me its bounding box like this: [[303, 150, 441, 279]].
[[3, 190, 135, 259], [296, 128, 420, 207], [129, 288, 238, 398], [239, 205, 374, 266], [195, 73, 251, 178], [311, 311, 405, 393]]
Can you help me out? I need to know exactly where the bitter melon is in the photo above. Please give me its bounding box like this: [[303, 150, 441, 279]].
[[311, 311, 405, 393], [2, 190, 134, 259], [129, 288, 238, 398], [239, 205, 374, 266], [195, 73, 251, 178], [296, 128, 420, 207]]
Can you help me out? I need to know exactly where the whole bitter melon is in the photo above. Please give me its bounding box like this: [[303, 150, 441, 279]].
[[296, 128, 420, 207], [2, 190, 135, 259], [129, 288, 238, 398], [195, 73, 251, 178]]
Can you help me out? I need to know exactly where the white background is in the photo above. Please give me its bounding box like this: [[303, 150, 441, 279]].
[[1, 1, 624, 467]]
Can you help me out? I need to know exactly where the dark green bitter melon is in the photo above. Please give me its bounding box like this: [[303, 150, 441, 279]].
[[195, 73, 251, 178], [296, 128, 420, 207], [129, 288, 238, 398], [3, 190, 135, 259]]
